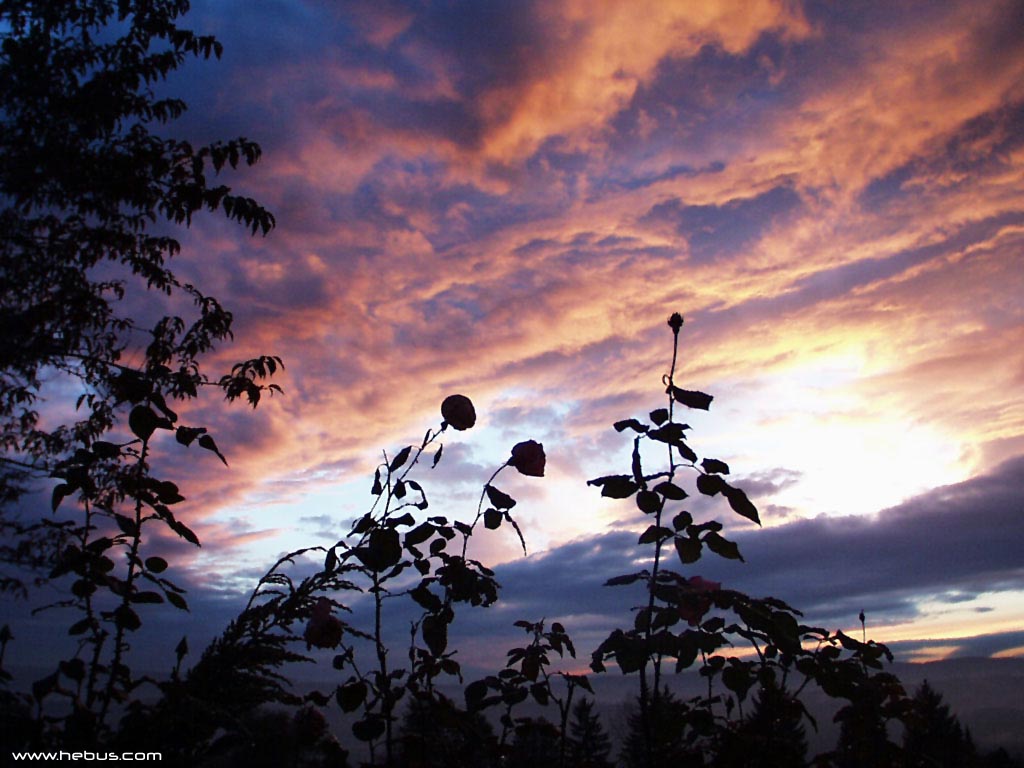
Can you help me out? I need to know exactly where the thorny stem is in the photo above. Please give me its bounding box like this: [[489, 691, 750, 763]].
[[99, 431, 150, 728]]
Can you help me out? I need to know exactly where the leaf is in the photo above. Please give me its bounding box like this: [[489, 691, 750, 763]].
[[389, 446, 412, 472], [422, 614, 448, 656], [352, 716, 386, 742], [198, 434, 228, 465], [114, 605, 142, 631], [654, 481, 688, 500], [485, 485, 516, 510], [704, 531, 744, 561], [604, 572, 645, 587], [166, 591, 189, 611], [168, 518, 201, 547], [114, 514, 138, 537], [129, 405, 159, 441], [432, 444, 443, 468], [636, 489, 662, 514], [724, 485, 761, 525], [336, 679, 368, 713], [371, 468, 383, 495], [701, 458, 730, 475], [465, 679, 490, 711], [613, 419, 648, 433], [649, 408, 669, 425], [530, 682, 550, 705], [131, 591, 164, 604], [671, 511, 693, 530], [638, 525, 673, 545], [484, 508, 502, 530], [668, 387, 713, 410], [587, 475, 639, 499], [354, 528, 401, 573], [51, 484, 71, 512], [696, 473, 727, 497], [675, 536, 702, 564], [175, 426, 205, 447], [405, 523, 435, 546]]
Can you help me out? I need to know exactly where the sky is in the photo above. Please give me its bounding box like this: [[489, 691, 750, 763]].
[[5, 0, 1024, 684]]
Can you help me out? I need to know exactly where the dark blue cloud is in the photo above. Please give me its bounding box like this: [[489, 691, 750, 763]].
[[641, 185, 803, 262]]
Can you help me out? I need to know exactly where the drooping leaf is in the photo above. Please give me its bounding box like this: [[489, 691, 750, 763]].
[[484, 508, 502, 530], [675, 536, 702, 564], [587, 475, 639, 499], [723, 485, 760, 525], [704, 531, 743, 561], [389, 445, 412, 472], [668, 386, 714, 410], [422, 614, 448, 656], [485, 484, 516, 510], [197, 433, 228, 465], [649, 408, 669, 425], [51, 484, 71, 512]]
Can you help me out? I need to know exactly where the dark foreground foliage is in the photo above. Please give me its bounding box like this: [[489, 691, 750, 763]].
[[1, 2, 1020, 768]]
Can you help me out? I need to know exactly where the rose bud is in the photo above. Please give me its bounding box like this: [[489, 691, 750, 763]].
[[509, 440, 546, 477], [441, 394, 476, 431]]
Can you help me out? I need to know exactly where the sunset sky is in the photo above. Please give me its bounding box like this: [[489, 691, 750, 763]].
[[7, 0, 1024, 678]]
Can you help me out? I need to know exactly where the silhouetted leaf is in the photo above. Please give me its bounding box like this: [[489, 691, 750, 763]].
[[484, 508, 502, 530], [145, 556, 168, 573], [701, 458, 730, 475], [605, 572, 645, 587], [166, 592, 189, 611], [696, 473, 727, 497], [671, 511, 693, 530], [422, 614, 448, 656], [129, 405, 160, 440], [114, 605, 141, 631], [355, 529, 401, 572], [668, 386, 713, 410], [432, 444, 444, 467], [654, 481, 688, 500], [352, 716, 386, 742], [197, 433, 227, 465], [614, 419, 648, 433], [724, 485, 760, 525], [405, 523, 435, 546], [675, 536, 702, 564], [389, 445, 412, 472], [51, 483, 70, 512], [587, 475, 639, 498], [636, 490, 661, 513], [176, 426, 205, 447], [337, 679, 368, 713], [638, 525, 673, 545], [649, 408, 669, 425], [485, 484, 516, 510], [704, 532, 743, 561]]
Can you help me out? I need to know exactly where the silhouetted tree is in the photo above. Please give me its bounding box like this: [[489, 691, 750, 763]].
[[507, 717, 561, 768], [567, 698, 613, 768], [714, 674, 807, 767], [0, 0, 281, 744], [397, 694, 497, 768], [620, 689, 703, 768], [902, 680, 975, 767], [0, 0, 277, 586]]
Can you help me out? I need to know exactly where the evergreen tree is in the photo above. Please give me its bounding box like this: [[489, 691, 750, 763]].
[[902, 680, 975, 767], [397, 693, 497, 768], [507, 717, 561, 768], [567, 698, 613, 768], [714, 675, 808, 768], [620, 689, 703, 768]]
